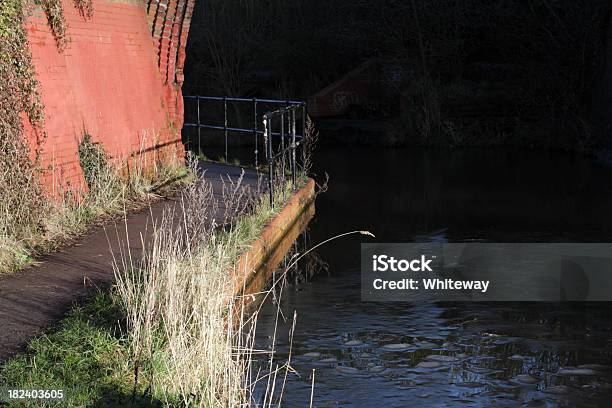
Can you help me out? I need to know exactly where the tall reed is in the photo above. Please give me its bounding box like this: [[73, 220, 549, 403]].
[[113, 166, 301, 406]]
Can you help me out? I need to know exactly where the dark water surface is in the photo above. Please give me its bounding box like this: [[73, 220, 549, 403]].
[[255, 146, 612, 407]]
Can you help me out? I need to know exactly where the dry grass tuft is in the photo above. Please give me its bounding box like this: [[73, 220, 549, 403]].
[[0, 132, 190, 274], [114, 166, 304, 406]]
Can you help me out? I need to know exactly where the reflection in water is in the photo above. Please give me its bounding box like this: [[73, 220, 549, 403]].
[[255, 147, 612, 407]]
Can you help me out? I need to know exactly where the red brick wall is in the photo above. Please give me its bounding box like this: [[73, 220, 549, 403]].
[[24, 0, 195, 194]]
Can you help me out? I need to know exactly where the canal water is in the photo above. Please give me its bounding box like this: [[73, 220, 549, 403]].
[[255, 146, 612, 407]]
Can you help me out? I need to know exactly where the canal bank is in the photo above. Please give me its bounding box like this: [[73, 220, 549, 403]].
[[233, 178, 316, 305], [0, 166, 317, 406]]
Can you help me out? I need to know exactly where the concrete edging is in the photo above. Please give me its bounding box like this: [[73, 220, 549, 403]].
[[232, 178, 316, 298]]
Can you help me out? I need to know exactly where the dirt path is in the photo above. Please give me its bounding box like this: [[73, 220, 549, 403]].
[[0, 162, 263, 363]]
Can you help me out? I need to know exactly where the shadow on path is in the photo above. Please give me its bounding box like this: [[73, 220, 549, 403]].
[[0, 161, 263, 363]]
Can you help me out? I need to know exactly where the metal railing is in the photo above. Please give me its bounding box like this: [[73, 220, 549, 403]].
[[183, 96, 307, 206], [262, 103, 306, 206]]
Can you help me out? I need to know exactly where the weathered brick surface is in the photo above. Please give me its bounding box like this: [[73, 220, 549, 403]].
[[23, 0, 196, 193]]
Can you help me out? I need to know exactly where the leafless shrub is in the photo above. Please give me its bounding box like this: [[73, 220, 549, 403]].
[[114, 168, 295, 406], [182, 173, 217, 248], [302, 116, 318, 176], [220, 170, 256, 228]]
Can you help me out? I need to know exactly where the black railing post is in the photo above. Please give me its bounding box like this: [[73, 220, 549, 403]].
[[265, 116, 274, 207], [196, 96, 201, 154], [280, 111, 285, 188], [253, 98, 258, 169], [223, 97, 228, 161]]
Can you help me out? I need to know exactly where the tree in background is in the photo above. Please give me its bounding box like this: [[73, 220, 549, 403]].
[[184, 0, 611, 152]]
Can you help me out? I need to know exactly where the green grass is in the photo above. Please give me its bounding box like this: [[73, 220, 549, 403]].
[[0, 177, 307, 407], [0, 291, 161, 407]]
